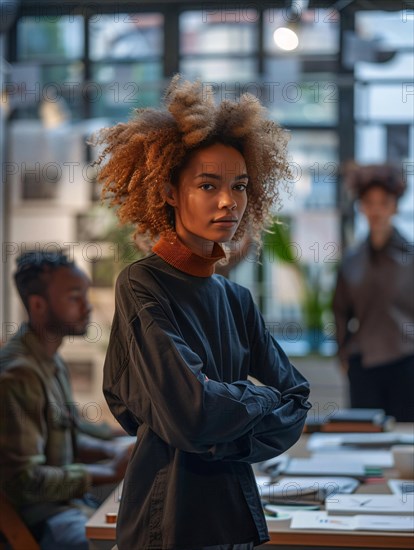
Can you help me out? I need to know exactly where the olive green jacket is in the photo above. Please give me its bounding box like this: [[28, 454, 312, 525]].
[[0, 324, 92, 526]]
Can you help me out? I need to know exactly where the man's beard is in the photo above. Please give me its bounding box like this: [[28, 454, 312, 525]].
[[44, 309, 88, 340]]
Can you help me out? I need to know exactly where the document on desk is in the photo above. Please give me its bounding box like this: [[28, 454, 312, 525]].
[[308, 432, 414, 452], [284, 457, 366, 477], [311, 449, 393, 468], [290, 511, 414, 532], [257, 476, 359, 502], [326, 494, 414, 515], [290, 511, 355, 530], [354, 514, 414, 531]]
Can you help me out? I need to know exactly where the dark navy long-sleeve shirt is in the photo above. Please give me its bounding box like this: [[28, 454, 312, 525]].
[[103, 239, 311, 549]]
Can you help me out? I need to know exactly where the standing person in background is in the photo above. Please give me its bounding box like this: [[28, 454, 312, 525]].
[[0, 251, 132, 550], [333, 164, 414, 422], [92, 76, 311, 550]]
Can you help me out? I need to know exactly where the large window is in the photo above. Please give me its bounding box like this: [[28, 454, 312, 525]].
[[180, 10, 258, 81], [263, 8, 339, 127], [354, 10, 413, 242], [89, 13, 164, 118], [4, 3, 413, 358], [12, 16, 85, 119], [178, 6, 340, 353], [11, 12, 164, 122]]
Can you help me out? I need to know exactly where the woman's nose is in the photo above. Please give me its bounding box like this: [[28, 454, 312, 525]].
[[218, 192, 237, 210]]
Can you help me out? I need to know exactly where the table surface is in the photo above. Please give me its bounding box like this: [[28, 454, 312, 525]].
[[86, 426, 414, 548]]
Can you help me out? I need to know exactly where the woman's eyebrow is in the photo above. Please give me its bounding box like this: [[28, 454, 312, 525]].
[[195, 173, 249, 180], [195, 172, 221, 180]]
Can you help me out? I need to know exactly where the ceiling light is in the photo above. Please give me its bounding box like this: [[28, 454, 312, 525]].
[[273, 27, 299, 51]]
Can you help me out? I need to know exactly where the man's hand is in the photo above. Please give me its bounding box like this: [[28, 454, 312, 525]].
[[77, 433, 133, 463], [84, 443, 133, 486]]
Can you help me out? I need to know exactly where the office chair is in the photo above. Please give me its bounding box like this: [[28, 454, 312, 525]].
[[0, 492, 40, 550]]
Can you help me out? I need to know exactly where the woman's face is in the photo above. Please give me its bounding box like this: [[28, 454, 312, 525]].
[[166, 143, 248, 256], [359, 186, 397, 233]]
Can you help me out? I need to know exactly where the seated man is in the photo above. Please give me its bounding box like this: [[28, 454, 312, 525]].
[[0, 251, 131, 550]]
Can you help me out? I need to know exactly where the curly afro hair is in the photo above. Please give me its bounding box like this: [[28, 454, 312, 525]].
[[343, 162, 407, 200], [91, 75, 291, 248]]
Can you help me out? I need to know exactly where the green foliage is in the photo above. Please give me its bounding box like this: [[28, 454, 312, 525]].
[[263, 217, 334, 333], [263, 218, 300, 265]]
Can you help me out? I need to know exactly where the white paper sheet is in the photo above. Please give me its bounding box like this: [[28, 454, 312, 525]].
[[290, 511, 354, 530], [355, 514, 414, 531], [284, 457, 366, 477], [311, 450, 393, 468], [326, 494, 414, 515], [307, 432, 414, 452], [290, 511, 414, 532]]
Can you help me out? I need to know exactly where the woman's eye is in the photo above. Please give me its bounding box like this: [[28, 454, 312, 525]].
[[234, 183, 248, 191], [200, 183, 215, 191]]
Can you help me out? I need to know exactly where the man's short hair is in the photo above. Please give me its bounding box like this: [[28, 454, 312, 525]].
[[14, 250, 74, 309]]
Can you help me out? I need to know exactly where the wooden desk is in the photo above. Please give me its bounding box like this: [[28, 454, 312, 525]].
[[87, 490, 413, 550], [86, 428, 414, 549]]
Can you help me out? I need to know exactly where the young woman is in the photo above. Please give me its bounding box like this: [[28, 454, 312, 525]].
[[94, 76, 311, 550], [333, 164, 413, 422]]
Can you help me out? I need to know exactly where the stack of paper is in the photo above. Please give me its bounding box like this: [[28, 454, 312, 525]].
[[283, 457, 366, 478], [256, 476, 359, 504], [311, 449, 393, 468], [305, 408, 396, 433]]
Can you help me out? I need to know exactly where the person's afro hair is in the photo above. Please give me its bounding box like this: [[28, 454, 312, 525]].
[[91, 75, 291, 246], [343, 162, 406, 200]]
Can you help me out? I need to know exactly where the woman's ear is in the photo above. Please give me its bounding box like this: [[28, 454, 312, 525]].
[[165, 184, 177, 207]]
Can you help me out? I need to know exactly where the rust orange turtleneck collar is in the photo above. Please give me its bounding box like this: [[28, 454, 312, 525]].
[[152, 235, 226, 277]]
